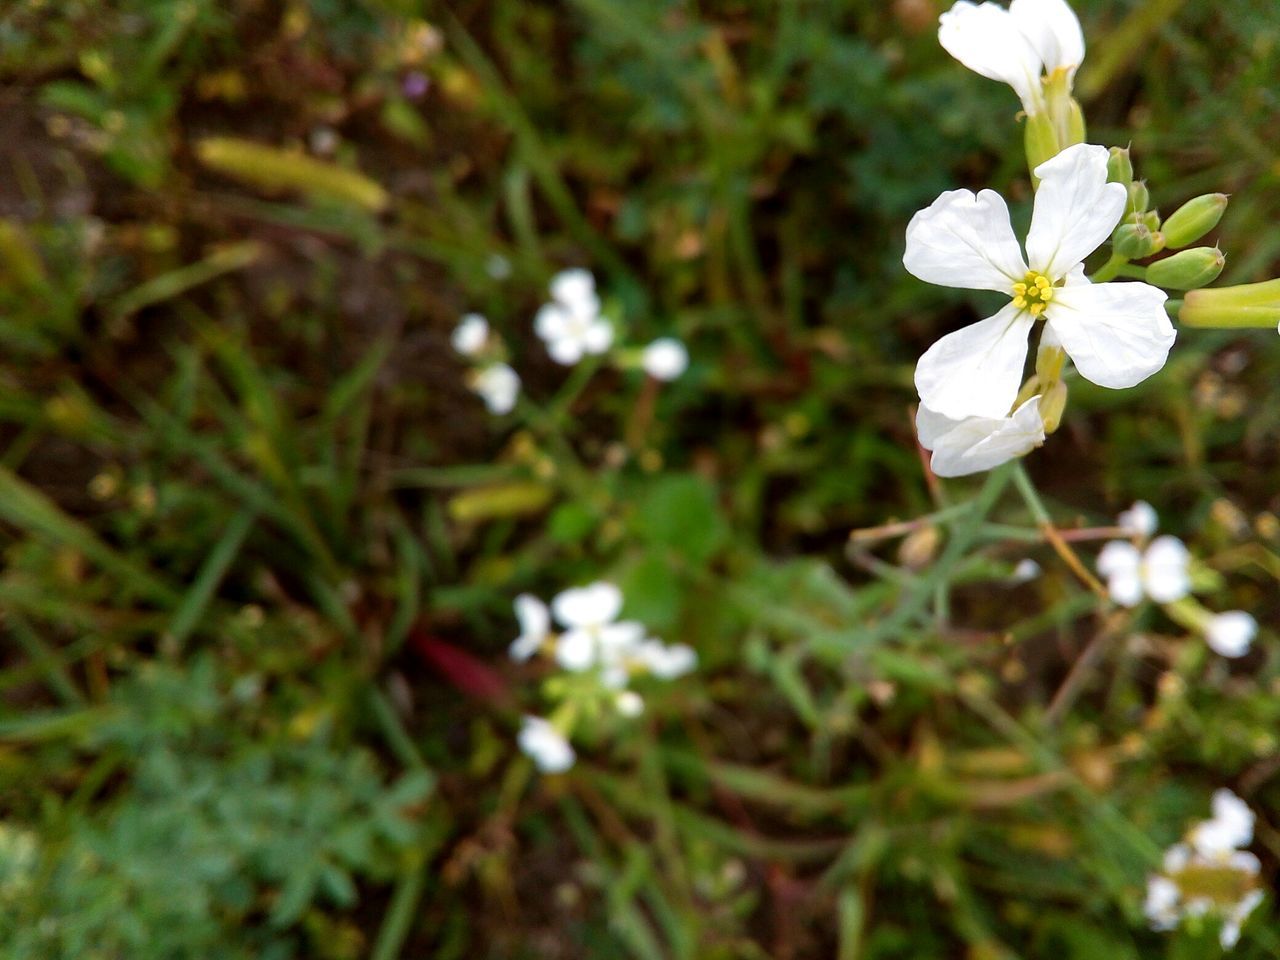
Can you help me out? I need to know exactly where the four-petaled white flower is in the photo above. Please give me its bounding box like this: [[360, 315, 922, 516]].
[[1204, 611, 1257, 659], [451, 313, 490, 357], [642, 338, 690, 381], [509, 594, 551, 662], [1117, 500, 1159, 538], [472, 363, 520, 415], [905, 143, 1175, 422], [916, 395, 1046, 477], [517, 715, 576, 773], [1096, 534, 1190, 606], [939, 0, 1085, 115], [550, 581, 645, 685], [535, 268, 613, 365]]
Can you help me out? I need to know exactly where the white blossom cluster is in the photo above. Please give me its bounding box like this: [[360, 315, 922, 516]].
[[1098, 502, 1258, 657], [450, 312, 521, 414], [906, 0, 1176, 476], [1144, 789, 1265, 949], [510, 581, 696, 773]]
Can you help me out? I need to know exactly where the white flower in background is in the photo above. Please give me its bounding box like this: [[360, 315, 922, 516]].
[[1011, 558, 1042, 583], [1096, 535, 1190, 606], [1117, 500, 1159, 538], [451, 312, 490, 356], [472, 363, 520, 415], [1146, 790, 1263, 949], [939, 0, 1085, 115], [550, 581, 645, 680], [905, 143, 1174, 422], [642, 338, 689, 381], [1205, 611, 1257, 659], [916, 396, 1046, 477], [614, 690, 645, 718], [635, 639, 698, 680], [517, 716, 576, 773], [509, 594, 551, 662], [535, 268, 613, 365]]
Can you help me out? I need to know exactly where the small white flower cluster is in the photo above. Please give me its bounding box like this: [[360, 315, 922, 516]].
[[511, 581, 696, 773], [1144, 790, 1265, 949], [1098, 501, 1258, 657], [451, 312, 521, 414]]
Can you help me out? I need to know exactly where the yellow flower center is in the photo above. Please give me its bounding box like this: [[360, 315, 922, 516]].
[[1011, 271, 1056, 317]]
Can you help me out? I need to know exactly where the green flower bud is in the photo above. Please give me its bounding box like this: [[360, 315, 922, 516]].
[[1147, 247, 1225, 291], [1038, 380, 1068, 435], [1125, 180, 1150, 218], [1107, 146, 1133, 185], [1160, 194, 1228, 249], [1113, 223, 1161, 260], [1181, 278, 1280, 329]]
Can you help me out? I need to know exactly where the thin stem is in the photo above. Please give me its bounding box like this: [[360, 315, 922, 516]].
[[1011, 463, 1109, 599], [1088, 252, 1129, 284]]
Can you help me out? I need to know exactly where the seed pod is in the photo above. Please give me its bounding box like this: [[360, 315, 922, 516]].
[[1107, 146, 1133, 186], [1147, 247, 1226, 291], [1160, 194, 1229, 249]]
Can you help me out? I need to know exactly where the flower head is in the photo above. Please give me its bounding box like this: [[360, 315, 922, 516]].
[[905, 143, 1174, 422], [509, 594, 551, 662], [1096, 535, 1190, 606], [916, 395, 1046, 477], [517, 715, 575, 773], [642, 338, 689, 381], [471, 363, 521, 415], [939, 0, 1085, 114], [535, 268, 613, 365], [1205, 611, 1257, 659], [452, 313, 490, 356], [550, 581, 645, 680]]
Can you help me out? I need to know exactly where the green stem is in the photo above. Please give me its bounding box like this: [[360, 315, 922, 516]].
[[1088, 252, 1129, 284]]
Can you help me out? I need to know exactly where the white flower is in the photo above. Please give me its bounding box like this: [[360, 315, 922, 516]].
[[550, 581, 645, 675], [642, 338, 689, 381], [451, 313, 489, 356], [1117, 500, 1158, 538], [1205, 611, 1257, 659], [1096, 535, 1190, 606], [1010, 558, 1042, 583], [905, 143, 1174, 421], [614, 690, 645, 717], [509, 594, 550, 662], [939, 0, 1085, 115], [1143, 875, 1180, 931], [1189, 789, 1255, 857], [517, 716, 575, 773], [472, 363, 520, 415], [535, 268, 613, 365], [916, 396, 1046, 477], [635, 639, 698, 680]]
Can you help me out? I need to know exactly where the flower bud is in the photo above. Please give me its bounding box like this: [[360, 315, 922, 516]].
[[1147, 247, 1225, 291], [1180, 279, 1280, 329], [1160, 194, 1228, 250], [1113, 223, 1161, 260], [1038, 380, 1068, 435], [1107, 146, 1133, 186], [1125, 181, 1150, 218]]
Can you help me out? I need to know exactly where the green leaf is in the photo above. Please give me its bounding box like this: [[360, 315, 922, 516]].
[[633, 474, 728, 563]]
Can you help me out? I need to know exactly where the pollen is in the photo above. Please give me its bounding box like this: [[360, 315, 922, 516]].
[[1013, 271, 1056, 317]]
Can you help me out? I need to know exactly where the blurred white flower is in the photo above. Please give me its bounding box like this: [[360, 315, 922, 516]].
[[1117, 500, 1158, 538], [1221, 890, 1265, 949], [452, 313, 490, 356], [614, 690, 645, 717], [1010, 558, 1043, 583], [916, 396, 1045, 477], [938, 0, 1085, 114], [517, 716, 575, 773], [1190, 789, 1255, 857], [551, 581, 645, 675], [1096, 535, 1190, 606], [509, 594, 551, 662], [1143, 875, 1180, 931], [905, 143, 1173, 422], [642, 338, 689, 381], [472, 363, 520, 415], [1205, 611, 1257, 659], [535, 268, 613, 365], [635, 639, 698, 680]]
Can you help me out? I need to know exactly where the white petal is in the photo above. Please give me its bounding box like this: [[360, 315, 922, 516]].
[[1009, 0, 1085, 73], [580, 318, 614, 354], [452, 313, 489, 356], [938, 2, 1045, 113], [474, 364, 520, 414], [1142, 535, 1190, 603], [550, 268, 598, 312], [615, 691, 645, 717], [917, 395, 1045, 478], [1117, 500, 1158, 538], [1044, 281, 1174, 390], [1206, 611, 1257, 658], [534, 303, 571, 341], [509, 594, 550, 662], [547, 335, 585, 366], [598, 621, 646, 654], [1097, 540, 1143, 606], [1209, 789, 1255, 848], [1143, 876, 1180, 927], [1026, 143, 1125, 279], [1162, 842, 1191, 874], [554, 629, 597, 672], [904, 188, 1028, 293], [641, 338, 689, 380], [915, 301, 1035, 420], [518, 716, 575, 773], [552, 582, 624, 628]]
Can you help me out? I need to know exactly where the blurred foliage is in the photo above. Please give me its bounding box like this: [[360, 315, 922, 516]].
[[0, 0, 1278, 957]]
